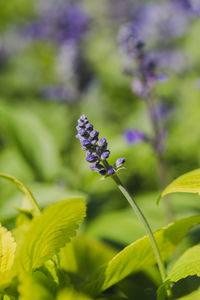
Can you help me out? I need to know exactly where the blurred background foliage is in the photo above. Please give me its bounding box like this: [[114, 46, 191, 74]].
[[0, 0, 200, 273]]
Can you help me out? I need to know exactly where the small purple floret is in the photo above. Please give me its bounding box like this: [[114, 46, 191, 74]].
[[107, 169, 115, 176], [115, 158, 125, 168], [82, 140, 91, 147], [98, 138, 107, 146], [86, 123, 93, 131], [86, 154, 99, 163], [99, 169, 107, 176], [90, 130, 99, 138], [78, 129, 87, 136], [101, 150, 110, 160]]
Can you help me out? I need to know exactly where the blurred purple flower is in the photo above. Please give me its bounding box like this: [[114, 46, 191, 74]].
[[131, 1, 189, 42], [53, 3, 89, 44], [118, 23, 144, 59], [107, 0, 134, 23], [40, 85, 73, 102], [124, 129, 147, 145], [171, 0, 200, 16], [22, 20, 51, 40], [153, 102, 173, 122], [22, 3, 89, 45]]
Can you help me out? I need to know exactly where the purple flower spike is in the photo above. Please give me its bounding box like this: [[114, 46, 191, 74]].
[[76, 115, 125, 176], [124, 129, 146, 145]]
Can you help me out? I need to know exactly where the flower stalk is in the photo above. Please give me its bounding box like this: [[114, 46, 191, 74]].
[[112, 173, 167, 283], [76, 114, 168, 286]]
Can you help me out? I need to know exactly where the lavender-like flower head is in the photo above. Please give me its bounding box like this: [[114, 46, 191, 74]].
[[76, 115, 125, 176]]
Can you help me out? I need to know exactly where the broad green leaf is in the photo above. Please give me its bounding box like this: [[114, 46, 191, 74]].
[[18, 271, 56, 300], [159, 169, 200, 203], [84, 215, 200, 296], [60, 235, 116, 279], [57, 289, 91, 300], [168, 244, 200, 282], [17, 198, 86, 272], [0, 225, 16, 289]]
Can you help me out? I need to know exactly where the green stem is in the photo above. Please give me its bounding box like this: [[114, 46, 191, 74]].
[[0, 173, 41, 216], [112, 174, 167, 283]]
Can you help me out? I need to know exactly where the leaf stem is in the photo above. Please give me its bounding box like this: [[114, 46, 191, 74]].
[[112, 173, 167, 283]]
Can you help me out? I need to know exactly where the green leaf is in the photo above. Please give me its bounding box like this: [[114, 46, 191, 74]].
[[84, 215, 200, 296], [0, 105, 61, 180], [0, 172, 41, 216], [0, 225, 16, 290], [168, 244, 200, 282], [158, 169, 200, 204], [175, 288, 200, 300], [60, 235, 116, 280], [57, 289, 92, 300], [18, 271, 56, 300], [17, 197, 86, 272]]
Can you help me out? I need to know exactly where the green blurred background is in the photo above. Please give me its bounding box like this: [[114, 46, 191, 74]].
[[0, 0, 200, 248]]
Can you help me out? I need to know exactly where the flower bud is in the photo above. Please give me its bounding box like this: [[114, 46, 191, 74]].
[[85, 123, 93, 131], [107, 168, 115, 176], [101, 150, 110, 160], [86, 154, 99, 163], [81, 140, 91, 147], [98, 138, 107, 147], [99, 169, 107, 175], [114, 158, 125, 168], [90, 130, 99, 138]]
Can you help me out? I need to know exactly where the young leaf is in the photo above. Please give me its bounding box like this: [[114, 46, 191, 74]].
[[17, 197, 86, 272], [158, 169, 200, 204], [168, 244, 200, 282], [84, 215, 200, 296], [0, 225, 16, 290]]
